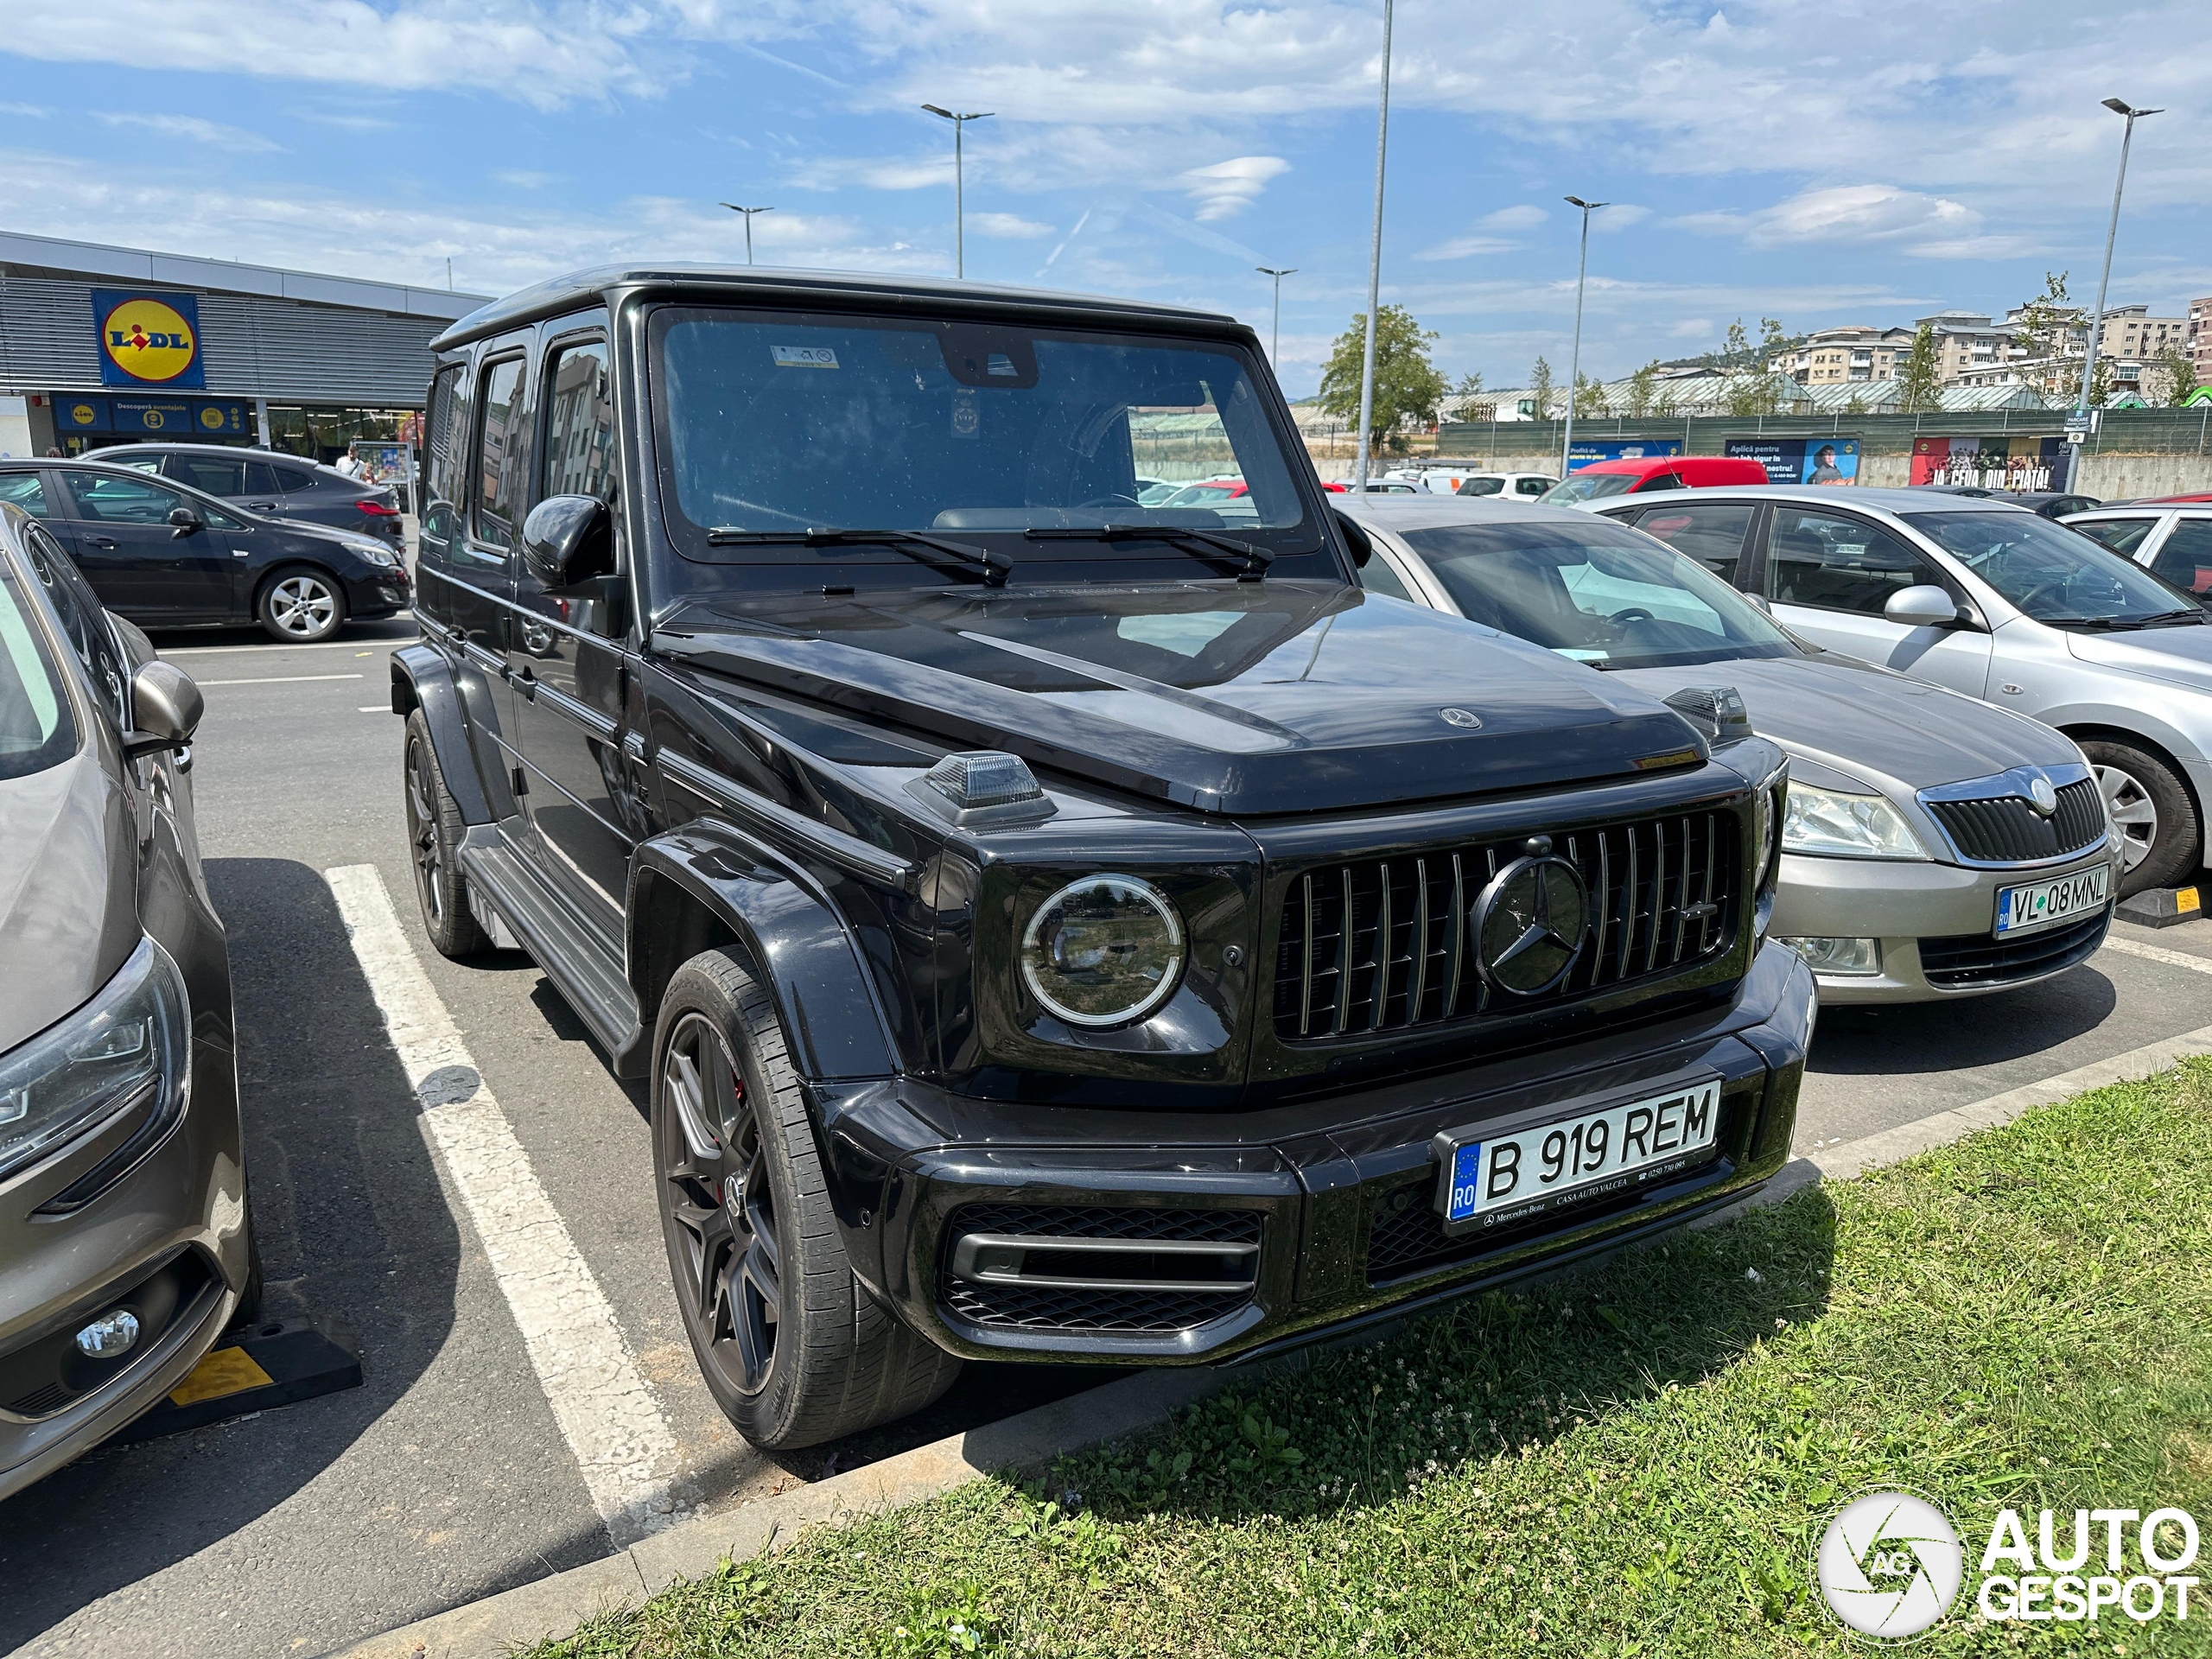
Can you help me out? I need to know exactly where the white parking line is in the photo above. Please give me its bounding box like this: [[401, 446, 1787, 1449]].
[[359, 705, 391, 714], [196, 673, 365, 686], [162, 640, 399, 658], [323, 864, 692, 1546], [2102, 935, 2212, 976]]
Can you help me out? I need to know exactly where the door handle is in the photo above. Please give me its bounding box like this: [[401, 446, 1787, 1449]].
[[247, 501, 277, 511], [86, 535, 118, 550], [515, 665, 537, 698]]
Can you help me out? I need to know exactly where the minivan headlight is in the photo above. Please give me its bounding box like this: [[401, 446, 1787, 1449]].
[[1019, 875, 1185, 1027], [1781, 783, 1928, 860], [0, 938, 189, 1184]]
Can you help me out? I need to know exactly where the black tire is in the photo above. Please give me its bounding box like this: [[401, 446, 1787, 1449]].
[[404, 709, 493, 957], [651, 949, 960, 1449], [257, 565, 346, 643], [2082, 739, 2202, 897]]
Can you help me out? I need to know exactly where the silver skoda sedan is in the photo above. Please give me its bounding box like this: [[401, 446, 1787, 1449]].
[[1338, 495, 2122, 1004]]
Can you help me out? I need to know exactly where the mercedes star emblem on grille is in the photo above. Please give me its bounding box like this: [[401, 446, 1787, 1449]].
[[1472, 855, 1590, 995], [1439, 707, 1483, 728]]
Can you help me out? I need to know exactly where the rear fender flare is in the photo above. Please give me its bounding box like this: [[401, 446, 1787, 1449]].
[[389, 644, 493, 823]]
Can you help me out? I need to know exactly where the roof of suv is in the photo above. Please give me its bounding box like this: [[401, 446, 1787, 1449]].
[[435, 264, 1243, 352]]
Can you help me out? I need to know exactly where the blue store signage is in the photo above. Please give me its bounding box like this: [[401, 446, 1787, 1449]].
[[59, 395, 249, 435]]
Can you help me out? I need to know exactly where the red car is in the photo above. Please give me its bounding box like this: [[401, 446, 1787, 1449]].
[[1542, 454, 1770, 505]]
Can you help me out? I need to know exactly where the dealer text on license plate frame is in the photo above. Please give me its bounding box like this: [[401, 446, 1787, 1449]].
[[1993, 864, 2109, 938], [1432, 1077, 1722, 1231]]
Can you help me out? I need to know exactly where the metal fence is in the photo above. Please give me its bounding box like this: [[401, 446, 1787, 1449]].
[[1435, 405, 2212, 459]]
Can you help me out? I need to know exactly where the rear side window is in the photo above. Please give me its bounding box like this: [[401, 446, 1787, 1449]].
[[1764, 508, 1944, 615], [474, 356, 529, 550], [2073, 516, 2158, 556], [1633, 502, 1755, 583], [1514, 477, 1548, 496], [245, 461, 283, 496], [422, 364, 472, 568], [2149, 520, 2212, 596], [171, 454, 246, 496], [274, 465, 320, 492], [542, 339, 617, 505]]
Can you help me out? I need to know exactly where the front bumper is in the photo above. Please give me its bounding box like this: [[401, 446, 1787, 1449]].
[[817, 942, 1815, 1364], [343, 563, 412, 620], [1772, 842, 2120, 1004]]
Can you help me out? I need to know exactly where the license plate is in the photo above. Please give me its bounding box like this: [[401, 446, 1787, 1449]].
[[1433, 1077, 1721, 1230], [1994, 865, 2109, 938]]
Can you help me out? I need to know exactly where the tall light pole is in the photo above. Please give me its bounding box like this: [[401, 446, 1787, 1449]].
[[1257, 266, 1296, 368], [920, 105, 993, 278], [2069, 98, 2161, 486], [1560, 194, 1609, 483], [1352, 0, 1395, 493], [719, 203, 773, 266]]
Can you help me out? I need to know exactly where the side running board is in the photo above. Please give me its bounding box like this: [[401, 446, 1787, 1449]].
[[457, 829, 645, 1071]]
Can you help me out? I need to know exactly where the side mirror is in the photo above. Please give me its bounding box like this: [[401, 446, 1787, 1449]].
[[124, 660, 203, 758], [520, 494, 615, 589], [1743, 593, 1774, 614], [1884, 584, 1964, 628], [167, 506, 202, 537], [1331, 506, 1375, 568]]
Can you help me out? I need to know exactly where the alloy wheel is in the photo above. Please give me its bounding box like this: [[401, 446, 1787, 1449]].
[[268, 575, 337, 639], [660, 1012, 781, 1395], [2095, 763, 2158, 873], [404, 736, 445, 924]]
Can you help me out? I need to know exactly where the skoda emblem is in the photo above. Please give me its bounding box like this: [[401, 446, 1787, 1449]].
[[1440, 707, 1482, 729], [2027, 773, 2058, 817], [1472, 855, 1589, 996]]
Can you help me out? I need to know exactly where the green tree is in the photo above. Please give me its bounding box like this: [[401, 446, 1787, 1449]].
[[1317, 307, 1448, 452], [1758, 315, 1789, 370], [1897, 322, 1942, 414], [1719, 317, 1787, 416], [2012, 271, 2082, 397], [1445, 371, 1487, 423], [2150, 345, 2201, 407], [2087, 353, 2115, 409], [1527, 354, 1557, 421], [1624, 359, 1660, 418], [1573, 372, 1609, 418]]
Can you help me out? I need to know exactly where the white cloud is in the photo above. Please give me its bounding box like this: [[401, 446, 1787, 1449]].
[[92, 111, 283, 152], [969, 211, 1052, 238], [1481, 204, 1547, 230], [1414, 235, 1520, 262], [1174, 156, 1290, 220], [1673, 184, 1986, 256], [494, 169, 562, 189]]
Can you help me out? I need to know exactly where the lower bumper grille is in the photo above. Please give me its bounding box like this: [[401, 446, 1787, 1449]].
[[939, 1205, 1262, 1335], [1917, 912, 2109, 988]]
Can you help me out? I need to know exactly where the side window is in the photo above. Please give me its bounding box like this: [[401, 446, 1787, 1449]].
[[173, 455, 246, 496], [1632, 502, 1755, 583], [474, 355, 530, 550], [61, 469, 190, 526], [1633, 471, 1683, 493], [2074, 516, 2158, 556], [245, 460, 283, 496], [541, 339, 618, 505], [1514, 477, 1549, 496], [1357, 551, 1414, 601], [2148, 520, 2212, 596], [22, 524, 128, 725], [111, 457, 165, 476], [0, 472, 55, 517], [274, 464, 320, 493], [1764, 509, 1946, 615], [421, 364, 472, 569]]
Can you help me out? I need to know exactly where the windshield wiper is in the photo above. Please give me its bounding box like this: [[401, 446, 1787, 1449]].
[[2038, 611, 2202, 631], [1022, 523, 1274, 580], [705, 526, 1010, 587]]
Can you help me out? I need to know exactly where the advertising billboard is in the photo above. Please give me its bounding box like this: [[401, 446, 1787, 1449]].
[[1565, 437, 1682, 473], [91, 289, 207, 391], [1910, 436, 2065, 492], [1725, 437, 1859, 485]]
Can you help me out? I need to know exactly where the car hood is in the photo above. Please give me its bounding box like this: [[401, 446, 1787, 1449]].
[[1602, 652, 2079, 791], [0, 750, 140, 1052], [657, 581, 1710, 815], [2063, 622, 2212, 693]]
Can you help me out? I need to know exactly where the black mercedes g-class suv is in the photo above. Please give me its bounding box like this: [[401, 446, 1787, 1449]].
[[392, 265, 1813, 1451]]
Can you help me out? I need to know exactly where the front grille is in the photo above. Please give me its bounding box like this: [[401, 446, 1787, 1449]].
[[1917, 911, 2109, 988], [948, 1204, 1260, 1246], [939, 1205, 1262, 1335], [1274, 809, 1740, 1041], [1924, 779, 2103, 864]]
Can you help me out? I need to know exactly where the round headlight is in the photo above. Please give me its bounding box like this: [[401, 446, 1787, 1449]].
[[1019, 875, 1185, 1027]]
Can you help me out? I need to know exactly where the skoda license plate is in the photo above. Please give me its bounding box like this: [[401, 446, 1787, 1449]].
[[1994, 866, 2109, 938], [1433, 1078, 1720, 1230]]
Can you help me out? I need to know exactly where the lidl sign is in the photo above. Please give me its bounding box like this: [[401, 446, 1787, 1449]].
[[92, 289, 206, 390], [59, 395, 248, 434]]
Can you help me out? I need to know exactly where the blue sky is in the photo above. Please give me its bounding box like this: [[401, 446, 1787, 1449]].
[[3, 1, 2208, 399]]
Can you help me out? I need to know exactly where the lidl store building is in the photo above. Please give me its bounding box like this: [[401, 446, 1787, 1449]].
[[0, 231, 486, 463]]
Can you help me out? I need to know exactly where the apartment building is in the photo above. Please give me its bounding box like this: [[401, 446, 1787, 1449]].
[[2185, 296, 2210, 382], [1769, 325, 1915, 383], [2095, 303, 2188, 363], [1910, 311, 2027, 382]]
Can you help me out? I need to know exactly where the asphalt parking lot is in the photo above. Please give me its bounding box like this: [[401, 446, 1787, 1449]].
[[5, 616, 2212, 1659]]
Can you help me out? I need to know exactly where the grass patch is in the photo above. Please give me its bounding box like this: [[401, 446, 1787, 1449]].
[[532, 1063, 2212, 1656]]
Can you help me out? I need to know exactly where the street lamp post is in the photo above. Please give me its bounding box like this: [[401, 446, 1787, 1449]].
[[2069, 97, 2162, 486], [1560, 194, 1609, 484], [719, 203, 773, 265], [920, 105, 994, 278], [1352, 0, 1395, 494], [1256, 266, 1296, 368]]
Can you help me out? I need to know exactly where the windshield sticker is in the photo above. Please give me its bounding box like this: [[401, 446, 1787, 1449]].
[[771, 346, 839, 369], [1555, 647, 1611, 662], [950, 388, 978, 439]]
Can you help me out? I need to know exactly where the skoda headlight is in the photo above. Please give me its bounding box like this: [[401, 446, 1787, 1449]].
[[0, 937, 190, 1184], [1020, 875, 1185, 1027], [1782, 783, 1928, 860]]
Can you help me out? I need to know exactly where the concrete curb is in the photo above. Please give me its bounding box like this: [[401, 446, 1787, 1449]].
[[322, 1031, 2212, 1658]]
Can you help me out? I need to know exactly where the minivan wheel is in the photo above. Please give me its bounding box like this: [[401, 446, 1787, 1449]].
[[2082, 739, 2201, 897], [258, 566, 344, 642], [651, 950, 961, 1450], [404, 710, 492, 957]]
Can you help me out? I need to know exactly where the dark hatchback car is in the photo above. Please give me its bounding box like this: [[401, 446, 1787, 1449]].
[[1923, 486, 2101, 520], [97, 442, 405, 545], [0, 505, 253, 1500], [0, 459, 410, 643], [394, 264, 1814, 1452]]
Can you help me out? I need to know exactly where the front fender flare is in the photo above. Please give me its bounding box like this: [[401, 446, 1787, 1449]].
[[390, 643, 493, 823]]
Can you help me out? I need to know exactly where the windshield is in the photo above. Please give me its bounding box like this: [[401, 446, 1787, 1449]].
[[0, 561, 78, 780], [651, 308, 1313, 572], [1540, 472, 1637, 505], [1901, 511, 2205, 626], [1397, 518, 1797, 670]]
